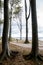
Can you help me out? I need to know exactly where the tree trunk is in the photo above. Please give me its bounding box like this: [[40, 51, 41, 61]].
[[20, 29, 22, 40], [9, 17, 12, 41], [0, 0, 19, 61], [0, 24, 1, 37], [0, 0, 10, 60], [24, 0, 29, 43], [25, 19, 29, 43], [2, 0, 9, 52], [23, 0, 43, 63], [20, 18, 22, 40], [9, 7, 12, 41], [30, 0, 38, 57]]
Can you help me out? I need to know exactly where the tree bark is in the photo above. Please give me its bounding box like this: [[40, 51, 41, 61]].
[[0, 0, 19, 61], [30, 0, 38, 57], [9, 17, 12, 41], [0, 0, 10, 61], [9, 7, 12, 41], [24, 0, 29, 43], [2, 0, 9, 53], [19, 18, 22, 40]]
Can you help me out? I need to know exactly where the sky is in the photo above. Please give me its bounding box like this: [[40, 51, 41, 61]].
[[0, 0, 43, 39], [36, 0, 43, 27], [1, 0, 43, 27], [20, 0, 43, 38], [26, 0, 43, 27], [21, 0, 43, 26]]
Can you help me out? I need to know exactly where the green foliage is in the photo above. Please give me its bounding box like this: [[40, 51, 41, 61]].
[[10, 0, 21, 6], [13, 0, 20, 4], [13, 6, 22, 14], [0, 0, 4, 8], [9, 0, 22, 17], [0, 20, 3, 24], [9, 11, 12, 15]]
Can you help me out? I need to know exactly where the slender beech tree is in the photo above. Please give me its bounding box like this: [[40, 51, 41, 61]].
[[0, 0, 1, 37], [0, 0, 18, 61], [24, 0, 30, 43], [9, 2, 13, 41], [0, 0, 10, 61], [13, 5, 22, 40], [23, 0, 43, 64], [9, 0, 21, 41]]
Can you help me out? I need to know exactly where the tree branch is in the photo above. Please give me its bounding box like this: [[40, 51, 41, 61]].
[[27, 5, 30, 20]]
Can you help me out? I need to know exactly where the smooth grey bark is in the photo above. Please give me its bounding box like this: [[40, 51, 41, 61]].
[[19, 17, 22, 40], [2, 0, 9, 53], [24, 0, 29, 43], [0, 0, 10, 61], [9, 18, 12, 41], [9, 7, 12, 41], [0, 24, 1, 37], [30, 0, 38, 57]]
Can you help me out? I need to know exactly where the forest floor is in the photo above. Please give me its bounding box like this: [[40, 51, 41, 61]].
[[0, 39, 43, 65]]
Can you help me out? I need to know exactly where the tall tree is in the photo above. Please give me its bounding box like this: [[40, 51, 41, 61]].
[[0, 0, 1, 37], [0, 0, 10, 61], [23, 0, 43, 64], [0, 0, 4, 37], [0, 20, 3, 37], [13, 5, 22, 40], [9, 1, 13, 41], [24, 0, 30, 43], [0, 0, 18, 61], [9, 0, 21, 41]]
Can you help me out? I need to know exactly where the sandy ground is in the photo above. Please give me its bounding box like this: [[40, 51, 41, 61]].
[[9, 40, 43, 55], [0, 40, 43, 55], [0, 40, 43, 65]]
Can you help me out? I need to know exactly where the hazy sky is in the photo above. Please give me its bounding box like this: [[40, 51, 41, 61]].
[[36, 0, 43, 27], [33, 0, 43, 26], [0, 0, 43, 38], [26, 0, 43, 27], [21, 0, 43, 37], [1, 0, 43, 28]]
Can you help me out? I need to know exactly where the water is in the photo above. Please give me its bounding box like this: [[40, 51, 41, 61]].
[[0, 22, 43, 41]]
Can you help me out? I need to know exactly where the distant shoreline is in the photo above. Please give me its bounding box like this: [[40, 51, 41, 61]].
[[10, 37, 43, 41]]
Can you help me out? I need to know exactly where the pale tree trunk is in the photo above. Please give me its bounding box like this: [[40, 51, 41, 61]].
[[19, 18, 22, 40], [9, 7, 12, 41], [0, 24, 1, 37]]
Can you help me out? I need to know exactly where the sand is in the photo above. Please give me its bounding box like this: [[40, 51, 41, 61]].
[[0, 40, 43, 65]]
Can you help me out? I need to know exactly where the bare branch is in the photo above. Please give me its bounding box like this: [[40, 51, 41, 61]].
[[27, 4, 30, 20]]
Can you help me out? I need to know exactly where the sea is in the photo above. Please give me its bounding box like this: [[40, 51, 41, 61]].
[[0, 21, 43, 41]]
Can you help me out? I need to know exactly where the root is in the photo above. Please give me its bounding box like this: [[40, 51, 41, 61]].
[[23, 53, 43, 65], [24, 40, 29, 43], [37, 54, 43, 61], [10, 51, 18, 57], [23, 53, 32, 60], [0, 51, 10, 61]]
